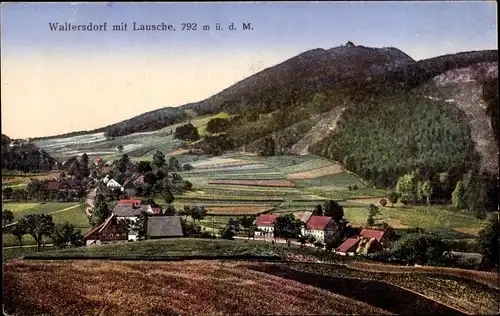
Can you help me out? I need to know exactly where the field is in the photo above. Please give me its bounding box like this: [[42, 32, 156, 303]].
[[2, 171, 60, 189], [2, 203, 89, 247], [4, 238, 499, 315], [30, 121, 490, 241]]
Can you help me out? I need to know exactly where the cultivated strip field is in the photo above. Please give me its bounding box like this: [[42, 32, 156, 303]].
[[287, 164, 344, 179], [3, 260, 394, 316], [208, 179, 296, 188], [205, 205, 274, 215]]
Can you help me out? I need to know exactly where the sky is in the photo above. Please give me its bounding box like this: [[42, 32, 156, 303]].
[[1, 1, 497, 139]]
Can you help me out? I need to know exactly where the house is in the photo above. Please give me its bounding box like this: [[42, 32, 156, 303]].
[[122, 178, 137, 195], [93, 156, 103, 167], [360, 228, 390, 247], [152, 207, 161, 215], [82, 214, 128, 246], [335, 228, 388, 256], [133, 175, 145, 187], [254, 213, 280, 238], [301, 215, 336, 244], [106, 178, 122, 190], [146, 216, 183, 239], [335, 237, 360, 256], [46, 179, 79, 195], [112, 200, 154, 240]]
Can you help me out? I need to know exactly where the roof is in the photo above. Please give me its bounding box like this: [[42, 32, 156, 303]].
[[305, 216, 332, 230], [147, 216, 183, 237], [46, 181, 61, 190], [122, 178, 136, 188], [118, 199, 142, 205], [255, 214, 280, 227], [82, 220, 107, 240], [152, 207, 161, 215], [300, 211, 312, 223], [94, 156, 101, 162], [113, 204, 151, 217], [360, 229, 386, 242], [106, 179, 122, 187], [336, 237, 360, 253], [133, 175, 145, 184]]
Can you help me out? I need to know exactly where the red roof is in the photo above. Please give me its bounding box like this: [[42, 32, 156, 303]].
[[94, 156, 101, 162], [46, 181, 61, 190], [305, 216, 332, 230], [118, 199, 142, 205], [152, 207, 161, 215], [336, 237, 360, 253], [360, 229, 386, 242], [255, 214, 280, 227]]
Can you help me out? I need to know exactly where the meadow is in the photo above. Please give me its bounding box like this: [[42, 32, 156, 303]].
[[29, 120, 490, 242], [2, 203, 89, 247]]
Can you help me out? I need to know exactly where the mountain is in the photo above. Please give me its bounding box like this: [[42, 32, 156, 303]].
[[32, 46, 498, 194]]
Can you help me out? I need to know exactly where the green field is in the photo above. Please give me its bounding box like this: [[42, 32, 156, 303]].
[[2, 203, 89, 247]]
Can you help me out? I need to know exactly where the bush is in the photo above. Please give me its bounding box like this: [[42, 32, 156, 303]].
[[379, 198, 387, 207], [352, 185, 358, 190], [348, 185, 353, 191], [391, 232, 449, 265]]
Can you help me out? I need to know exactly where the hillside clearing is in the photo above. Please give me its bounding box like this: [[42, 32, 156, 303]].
[[287, 164, 344, 179]]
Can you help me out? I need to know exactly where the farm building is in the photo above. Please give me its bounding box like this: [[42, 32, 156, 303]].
[[335, 228, 388, 256], [46, 179, 79, 194], [112, 200, 154, 240], [82, 214, 128, 246], [301, 215, 336, 244], [106, 179, 122, 190], [359, 228, 390, 247], [254, 213, 280, 238], [122, 178, 137, 195], [146, 216, 183, 239], [335, 237, 360, 256]]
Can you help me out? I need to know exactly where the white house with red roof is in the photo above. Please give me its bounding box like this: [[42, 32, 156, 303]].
[[254, 213, 280, 238], [301, 215, 336, 244]]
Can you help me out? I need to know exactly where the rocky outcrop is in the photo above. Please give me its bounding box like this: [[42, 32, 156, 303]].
[[420, 62, 499, 173]]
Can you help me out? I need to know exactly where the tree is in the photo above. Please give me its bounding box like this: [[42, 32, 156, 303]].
[[19, 214, 55, 252], [182, 164, 194, 171], [10, 223, 26, 246], [391, 233, 448, 265], [323, 200, 344, 221], [2, 209, 14, 226], [387, 191, 399, 207], [137, 161, 153, 173], [163, 205, 177, 216], [476, 214, 499, 270], [116, 154, 130, 173], [52, 222, 84, 249], [395, 171, 419, 204], [168, 157, 181, 172], [117, 145, 124, 153], [206, 117, 230, 134], [240, 216, 257, 239], [274, 214, 302, 244], [89, 194, 111, 227], [379, 199, 387, 207], [420, 180, 433, 206], [120, 211, 148, 241], [366, 203, 381, 227], [297, 235, 307, 248], [258, 136, 276, 157], [451, 180, 467, 209], [153, 150, 166, 169], [174, 123, 200, 141], [312, 204, 323, 216], [163, 187, 175, 205], [187, 205, 207, 223]]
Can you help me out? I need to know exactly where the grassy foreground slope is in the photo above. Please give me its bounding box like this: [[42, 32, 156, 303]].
[[4, 245, 498, 315]]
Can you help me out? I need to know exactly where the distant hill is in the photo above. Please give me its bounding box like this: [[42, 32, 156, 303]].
[[32, 46, 498, 198]]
